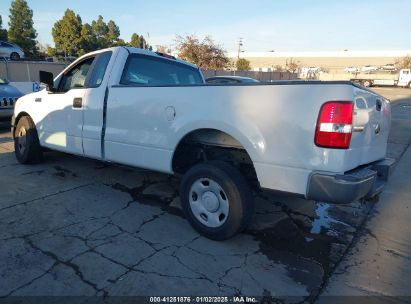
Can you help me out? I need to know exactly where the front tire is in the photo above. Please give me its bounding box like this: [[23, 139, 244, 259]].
[[14, 116, 42, 164], [180, 161, 253, 240]]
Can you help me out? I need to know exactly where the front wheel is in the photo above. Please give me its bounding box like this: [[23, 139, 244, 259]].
[[180, 161, 253, 240], [10, 52, 20, 60], [14, 116, 43, 164]]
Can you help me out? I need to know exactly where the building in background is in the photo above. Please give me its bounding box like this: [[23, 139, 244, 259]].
[[228, 50, 411, 74]]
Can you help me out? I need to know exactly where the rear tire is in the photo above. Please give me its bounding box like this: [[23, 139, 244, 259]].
[[180, 161, 253, 240], [14, 116, 43, 164], [10, 52, 20, 61], [362, 80, 371, 87]]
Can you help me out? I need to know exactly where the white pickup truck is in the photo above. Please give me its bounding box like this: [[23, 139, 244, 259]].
[[12, 47, 394, 240]]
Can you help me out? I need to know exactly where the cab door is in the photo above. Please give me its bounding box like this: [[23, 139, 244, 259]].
[[37, 57, 95, 155], [398, 69, 411, 86]]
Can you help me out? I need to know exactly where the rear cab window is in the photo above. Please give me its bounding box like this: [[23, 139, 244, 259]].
[[120, 54, 203, 86]]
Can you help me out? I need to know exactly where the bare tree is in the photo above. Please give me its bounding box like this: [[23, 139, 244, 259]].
[[175, 34, 229, 70], [285, 58, 301, 73], [395, 56, 411, 69]]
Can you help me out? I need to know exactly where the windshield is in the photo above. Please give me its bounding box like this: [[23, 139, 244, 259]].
[[0, 77, 9, 84]]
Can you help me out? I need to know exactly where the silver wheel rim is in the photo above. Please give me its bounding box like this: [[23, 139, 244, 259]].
[[17, 127, 27, 154], [189, 178, 229, 228]]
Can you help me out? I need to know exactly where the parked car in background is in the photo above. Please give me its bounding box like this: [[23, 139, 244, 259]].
[[0, 78, 22, 118], [361, 65, 378, 73], [0, 41, 24, 60], [344, 66, 359, 73], [206, 76, 260, 84], [380, 64, 397, 71]]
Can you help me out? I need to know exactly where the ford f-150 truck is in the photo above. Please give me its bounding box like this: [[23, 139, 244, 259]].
[[12, 47, 394, 240]]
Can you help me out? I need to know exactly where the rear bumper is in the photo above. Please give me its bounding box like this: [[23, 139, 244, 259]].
[[306, 158, 395, 204]]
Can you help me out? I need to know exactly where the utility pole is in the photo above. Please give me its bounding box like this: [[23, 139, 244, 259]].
[[237, 38, 243, 59]]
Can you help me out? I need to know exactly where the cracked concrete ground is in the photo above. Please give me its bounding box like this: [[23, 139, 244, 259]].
[[0, 88, 410, 302], [318, 88, 411, 302]]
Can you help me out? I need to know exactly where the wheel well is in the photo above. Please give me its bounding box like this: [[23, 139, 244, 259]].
[[172, 129, 259, 187], [13, 112, 31, 134], [14, 112, 31, 126]]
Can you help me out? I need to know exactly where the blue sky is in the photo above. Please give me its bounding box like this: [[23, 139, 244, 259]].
[[1, 0, 410, 52]]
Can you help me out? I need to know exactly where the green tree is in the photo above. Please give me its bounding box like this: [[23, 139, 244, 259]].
[[176, 35, 229, 70], [107, 20, 121, 45], [8, 0, 38, 57], [0, 15, 8, 41], [79, 23, 97, 55], [129, 33, 149, 49], [236, 58, 251, 71], [47, 46, 57, 57], [92, 15, 109, 48], [52, 9, 83, 56]]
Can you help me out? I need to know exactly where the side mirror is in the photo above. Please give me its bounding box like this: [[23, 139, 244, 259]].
[[39, 71, 55, 92]]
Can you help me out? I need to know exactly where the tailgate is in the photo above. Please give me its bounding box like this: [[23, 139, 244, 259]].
[[350, 88, 391, 165]]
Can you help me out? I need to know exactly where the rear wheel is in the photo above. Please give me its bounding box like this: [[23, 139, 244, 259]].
[[10, 52, 20, 61], [362, 80, 371, 87], [14, 116, 42, 164], [180, 161, 253, 240]]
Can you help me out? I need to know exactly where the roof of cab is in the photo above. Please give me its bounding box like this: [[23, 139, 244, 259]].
[[74, 46, 199, 70], [123, 46, 199, 69]]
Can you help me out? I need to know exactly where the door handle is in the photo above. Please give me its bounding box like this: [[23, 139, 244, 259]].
[[73, 97, 82, 108], [376, 99, 382, 111]]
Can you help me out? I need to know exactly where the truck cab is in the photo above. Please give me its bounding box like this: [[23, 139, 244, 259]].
[[398, 69, 411, 87]]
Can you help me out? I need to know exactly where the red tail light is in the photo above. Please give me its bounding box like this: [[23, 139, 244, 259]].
[[315, 101, 354, 149]]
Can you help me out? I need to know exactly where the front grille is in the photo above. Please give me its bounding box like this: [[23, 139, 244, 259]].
[[0, 97, 17, 108]]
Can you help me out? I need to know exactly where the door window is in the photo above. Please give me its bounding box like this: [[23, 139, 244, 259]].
[[120, 54, 203, 86], [58, 57, 95, 92], [88, 51, 112, 88]]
